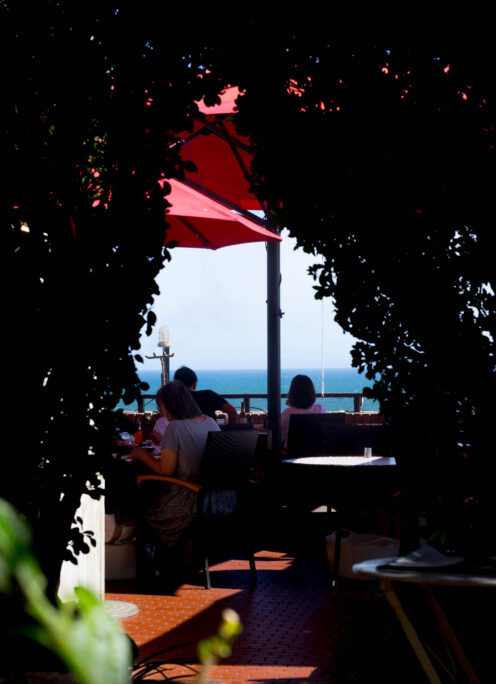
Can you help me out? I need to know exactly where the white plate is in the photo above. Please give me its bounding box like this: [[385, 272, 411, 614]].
[[386, 544, 464, 569]]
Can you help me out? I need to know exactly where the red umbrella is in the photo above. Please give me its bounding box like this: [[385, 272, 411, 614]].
[[173, 86, 261, 213], [162, 178, 281, 250]]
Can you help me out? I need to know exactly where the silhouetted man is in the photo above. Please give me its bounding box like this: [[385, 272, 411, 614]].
[[173, 366, 238, 424]]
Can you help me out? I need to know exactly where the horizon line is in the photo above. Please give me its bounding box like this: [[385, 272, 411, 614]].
[[138, 366, 360, 372]]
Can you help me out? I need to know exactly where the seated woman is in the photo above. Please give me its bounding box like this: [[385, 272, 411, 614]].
[[281, 374, 326, 450], [131, 380, 219, 564]]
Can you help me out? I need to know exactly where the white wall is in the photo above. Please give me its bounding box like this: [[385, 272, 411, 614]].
[[58, 482, 105, 603]]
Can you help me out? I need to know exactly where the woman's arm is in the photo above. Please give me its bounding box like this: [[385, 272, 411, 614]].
[[131, 446, 178, 476]]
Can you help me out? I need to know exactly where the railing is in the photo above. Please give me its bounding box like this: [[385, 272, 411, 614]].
[[136, 392, 365, 414]]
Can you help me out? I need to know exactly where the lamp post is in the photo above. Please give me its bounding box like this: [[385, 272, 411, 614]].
[[145, 324, 174, 386]]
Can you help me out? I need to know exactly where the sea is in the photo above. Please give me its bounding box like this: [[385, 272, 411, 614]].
[[117, 368, 379, 414]]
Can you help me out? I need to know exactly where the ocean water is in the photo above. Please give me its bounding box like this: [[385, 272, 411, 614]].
[[118, 367, 379, 413]]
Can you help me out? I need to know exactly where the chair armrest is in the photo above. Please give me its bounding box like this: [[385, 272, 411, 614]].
[[136, 474, 201, 493]]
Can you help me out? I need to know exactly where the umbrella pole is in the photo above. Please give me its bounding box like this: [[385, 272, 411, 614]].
[[267, 239, 281, 466]]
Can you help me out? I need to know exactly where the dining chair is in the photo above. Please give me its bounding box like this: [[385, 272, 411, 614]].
[[321, 423, 387, 455], [137, 429, 260, 589], [285, 412, 347, 459]]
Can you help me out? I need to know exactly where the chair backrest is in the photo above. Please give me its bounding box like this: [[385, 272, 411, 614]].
[[199, 429, 259, 490], [286, 412, 347, 458], [321, 423, 386, 455], [286, 414, 388, 457]]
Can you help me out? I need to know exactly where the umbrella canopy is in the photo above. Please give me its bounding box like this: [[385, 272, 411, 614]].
[[163, 178, 281, 250], [172, 87, 263, 213]]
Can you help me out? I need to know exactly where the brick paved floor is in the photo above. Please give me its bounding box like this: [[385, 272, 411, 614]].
[[106, 542, 425, 683]]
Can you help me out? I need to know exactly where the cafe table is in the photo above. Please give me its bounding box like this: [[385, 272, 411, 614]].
[[282, 453, 396, 467], [352, 555, 496, 683], [279, 454, 398, 581], [280, 454, 397, 490]]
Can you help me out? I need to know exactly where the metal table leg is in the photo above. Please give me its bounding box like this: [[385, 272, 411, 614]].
[[380, 579, 481, 684], [380, 579, 442, 684], [421, 584, 480, 684]]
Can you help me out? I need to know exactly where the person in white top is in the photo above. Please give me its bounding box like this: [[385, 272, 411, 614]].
[[150, 415, 170, 457], [152, 415, 170, 440], [281, 374, 326, 449]]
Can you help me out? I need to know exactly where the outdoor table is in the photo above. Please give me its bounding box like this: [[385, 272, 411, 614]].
[[352, 556, 496, 683], [279, 455, 399, 581], [280, 454, 397, 501], [106, 444, 154, 523], [282, 454, 396, 467]]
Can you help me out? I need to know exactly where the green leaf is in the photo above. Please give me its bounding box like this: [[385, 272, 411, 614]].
[[1, 500, 132, 684]]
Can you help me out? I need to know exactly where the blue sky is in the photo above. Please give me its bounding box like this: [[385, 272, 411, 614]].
[[138, 228, 357, 370]]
